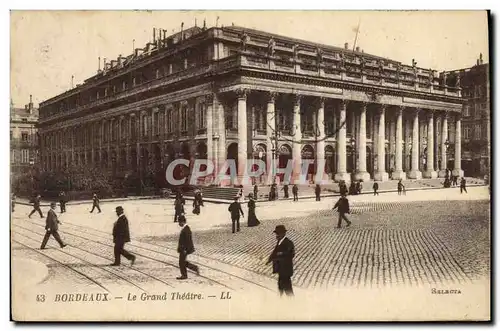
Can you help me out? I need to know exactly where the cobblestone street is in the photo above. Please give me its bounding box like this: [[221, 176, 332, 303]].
[[149, 198, 490, 290]]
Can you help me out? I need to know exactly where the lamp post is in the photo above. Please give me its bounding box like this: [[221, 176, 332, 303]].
[[350, 139, 356, 178]]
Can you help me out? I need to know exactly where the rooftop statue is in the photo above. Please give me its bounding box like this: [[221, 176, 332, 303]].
[[268, 37, 276, 57]]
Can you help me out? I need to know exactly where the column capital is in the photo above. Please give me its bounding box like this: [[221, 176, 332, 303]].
[[292, 94, 302, 106], [235, 88, 248, 100], [204, 94, 214, 103], [314, 97, 325, 108], [340, 99, 349, 108], [266, 91, 278, 103], [359, 101, 368, 110], [379, 104, 388, 113]]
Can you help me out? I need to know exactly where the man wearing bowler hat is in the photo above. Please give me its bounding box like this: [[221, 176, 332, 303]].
[[267, 225, 295, 296], [40, 202, 67, 249], [111, 206, 136, 266], [176, 214, 200, 280]]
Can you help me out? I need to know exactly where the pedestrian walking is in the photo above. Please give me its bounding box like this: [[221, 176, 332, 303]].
[[11, 193, 16, 213], [59, 191, 67, 213], [228, 197, 244, 233], [174, 193, 185, 222], [90, 193, 101, 213], [356, 181, 363, 195], [176, 214, 199, 280], [460, 177, 468, 194], [266, 225, 295, 297], [40, 202, 67, 249], [373, 182, 379, 196], [292, 184, 299, 201], [247, 194, 260, 227], [332, 194, 351, 228], [315, 184, 321, 201], [282, 184, 289, 199], [28, 194, 44, 218], [110, 206, 136, 266], [397, 179, 405, 196]]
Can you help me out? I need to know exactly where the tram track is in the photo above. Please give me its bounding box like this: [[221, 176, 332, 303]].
[[19, 218, 276, 292]]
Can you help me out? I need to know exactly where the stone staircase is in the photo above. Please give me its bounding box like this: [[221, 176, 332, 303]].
[[182, 186, 242, 202]]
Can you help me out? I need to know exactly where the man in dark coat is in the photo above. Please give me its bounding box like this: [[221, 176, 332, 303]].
[[40, 202, 67, 249], [282, 184, 289, 199], [397, 179, 405, 196], [111, 206, 136, 266], [90, 193, 102, 213], [228, 197, 244, 233], [315, 184, 321, 201], [460, 177, 468, 194], [176, 215, 199, 280], [373, 182, 379, 196], [174, 193, 185, 222], [59, 191, 67, 213], [292, 184, 299, 201], [28, 194, 43, 218], [333, 194, 352, 228], [267, 225, 295, 297]]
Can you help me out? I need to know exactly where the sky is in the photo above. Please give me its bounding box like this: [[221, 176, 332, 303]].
[[10, 10, 489, 108]]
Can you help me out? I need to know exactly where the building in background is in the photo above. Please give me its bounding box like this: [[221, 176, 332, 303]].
[[10, 95, 39, 178], [37, 24, 464, 187], [445, 54, 490, 178]]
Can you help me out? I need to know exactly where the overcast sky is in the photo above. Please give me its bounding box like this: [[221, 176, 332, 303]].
[[10, 10, 488, 108]]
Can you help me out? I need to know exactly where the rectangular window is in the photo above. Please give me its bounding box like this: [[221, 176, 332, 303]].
[[181, 106, 188, 132], [10, 131, 13, 140], [475, 124, 481, 140], [166, 109, 173, 133], [464, 105, 470, 117], [21, 132, 28, 142], [198, 103, 206, 129], [142, 115, 148, 137], [21, 149, 29, 163]]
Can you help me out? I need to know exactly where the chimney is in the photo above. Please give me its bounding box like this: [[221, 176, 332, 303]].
[[110, 60, 117, 68], [153, 28, 156, 42], [98, 56, 101, 73], [118, 54, 125, 66], [135, 48, 143, 57], [146, 43, 153, 53], [29, 94, 33, 113], [480, 53, 483, 64], [476, 59, 480, 66], [344, 42, 348, 50], [355, 46, 360, 52], [361, 49, 364, 53]]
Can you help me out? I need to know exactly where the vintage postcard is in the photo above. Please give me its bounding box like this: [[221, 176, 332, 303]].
[[10, 10, 490, 321]]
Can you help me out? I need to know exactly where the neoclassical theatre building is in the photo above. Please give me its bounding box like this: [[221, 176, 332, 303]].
[[38, 24, 464, 186]]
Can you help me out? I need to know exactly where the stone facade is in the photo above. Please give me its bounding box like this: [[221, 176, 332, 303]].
[[38, 25, 464, 185], [10, 96, 39, 178]]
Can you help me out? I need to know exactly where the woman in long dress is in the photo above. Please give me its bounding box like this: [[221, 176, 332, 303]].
[[247, 194, 260, 227]]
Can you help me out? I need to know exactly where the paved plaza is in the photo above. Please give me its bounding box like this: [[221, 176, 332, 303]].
[[11, 186, 490, 296]]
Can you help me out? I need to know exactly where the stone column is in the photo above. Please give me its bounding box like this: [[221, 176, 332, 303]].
[[266, 92, 277, 184], [452, 115, 464, 177], [438, 114, 448, 177], [316, 97, 326, 182], [292, 94, 302, 182], [205, 94, 214, 162], [408, 109, 422, 179], [374, 105, 389, 181], [423, 111, 437, 178], [334, 100, 350, 182], [236, 89, 248, 182], [355, 103, 370, 181], [216, 95, 226, 180], [392, 106, 406, 180]]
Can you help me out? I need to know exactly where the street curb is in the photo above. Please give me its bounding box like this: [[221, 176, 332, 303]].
[[15, 183, 486, 206]]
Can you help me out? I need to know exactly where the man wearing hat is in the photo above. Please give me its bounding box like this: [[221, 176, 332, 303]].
[[29, 194, 43, 218], [90, 193, 102, 213], [40, 202, 67, 249], [228, 196, 244, 233], [332, 193, 351, 228], [111, 206, 136, 266], [176, 214, 199, 280], [266, 225, 295, 296]]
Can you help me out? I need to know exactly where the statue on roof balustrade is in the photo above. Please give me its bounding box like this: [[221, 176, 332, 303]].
[[241, 32, 249, 51], [316, 47, 323, 66], [292, 44, 299, 61], [268, 37, 276, 57], [378, 60, 385, 76]]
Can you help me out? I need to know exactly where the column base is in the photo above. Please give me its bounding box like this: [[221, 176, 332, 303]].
[[334, 172, 351, 183], [407, 170, 422, 180], [354, 171, 371, 182], [452, 169, 464, 177], [438, 169, 448, 178], [391, 170, 406, 180], [374, 172, 389, 181], [423, 170, 438, 179]]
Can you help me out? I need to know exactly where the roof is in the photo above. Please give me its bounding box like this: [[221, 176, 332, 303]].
[[10, 106, 39, 121], [226, 25, 393, 62]]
